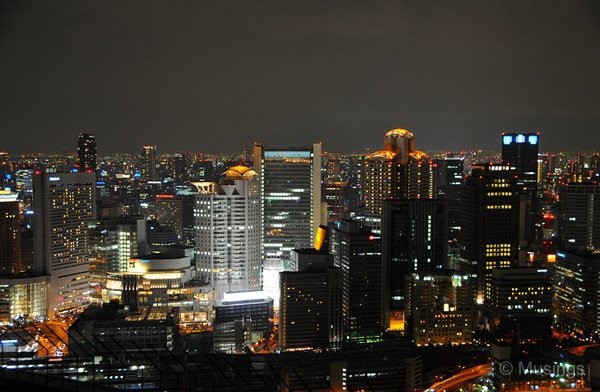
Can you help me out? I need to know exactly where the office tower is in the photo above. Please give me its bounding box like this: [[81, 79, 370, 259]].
[[558, 183, 600, 251], [484, 267, 552, 342], [363, 129, 434, 232], [77, 133, 97, 173], [89, 216, 146, 283], [502, 132, 540, 245], [191, 160, 214, 182], [253, 143, 322, 261], [330, 219, 383, 341], [406, 271, 471, 345], [554, 251, 600, 338], [33, 172, 96, 316], [142, 145, 157, 182], [155, 194, 183, 239], [382, 199, 447, 311], [460, 163, 519, 302], [433, 154, 464, 257], [0, 191, 21, 274], [325, 181, 346, 222], [194, 166, 261, 299], [279, 261, 343, 351], [501, 132, 539, 189], [172, 153, 187, 182]]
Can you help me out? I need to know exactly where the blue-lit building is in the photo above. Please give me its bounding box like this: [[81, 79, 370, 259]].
[[501, 132, 540, 190]]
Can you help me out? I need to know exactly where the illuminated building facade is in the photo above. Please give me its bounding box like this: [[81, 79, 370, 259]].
[[142, 145, 157, 182], [382, 199, 447, 311], [33, 172, 96, 316], [554, 251, 600, 338], [363, 129, 434, 233], [214, 290, 274, 344], [558, 183, 600, 252], [460, 163, 519, 302], [253, 143, 322, 260], [89, 216, 146, 285], [484, 267, 552, 342], [194, 166, 261, 299], [406, 271, 471, 345], [77, 132, 97, 173], [0, 191, 21, 274], [330, 219, 383, 341], [0, 274, 48, 323]]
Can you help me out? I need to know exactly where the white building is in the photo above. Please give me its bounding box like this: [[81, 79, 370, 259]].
[[194, 166, 261, 299], [33, 172, 96, 317]]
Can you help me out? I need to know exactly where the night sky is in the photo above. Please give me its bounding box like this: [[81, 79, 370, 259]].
[[2, 1, 600, 153]]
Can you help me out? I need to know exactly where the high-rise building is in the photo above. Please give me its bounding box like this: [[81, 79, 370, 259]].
[[554, 251, 600, 338], [172, 153, 187, 182], [77, 133, 97, 173], [558, 183, 600, 252], [501, 132, 540, 246], [433, 154, 464, 256], [33, 172, 96, 316], [194, 166, 261, 299], [325, 181, 346, 222], [279, 258, 343, 351], [406, 270, 471, 345], [142, 145, 157, 182], [253, 143, 322, 260], [501, 132, 539, 190], [363, 129, 434, 233], [89, 216, 146, 284], [0, 274, 48, 323], [330, 219, 383, 341], [382, 199, 447, 311], [155, 194, 183, 239], [460, 163, 519, 302], [484, 267, 552, 342], [0, 191, 21, 274]]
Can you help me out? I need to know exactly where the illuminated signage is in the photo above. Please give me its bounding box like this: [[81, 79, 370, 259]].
[[557, 251, 566, 259], [48, 177, 60, 181], [264, 151, 312, 159]]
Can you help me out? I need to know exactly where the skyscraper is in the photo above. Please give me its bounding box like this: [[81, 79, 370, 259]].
[[382, 199, 447, 311], [460, 164, 519, 302], [155, 194, 183, 239], [34, 172, 96, 316], [142, 145, 157, 182], [330, 219, 383, 341], [502, 132, 540, 246], [279, 257, 343, 351], [77, 133, 97, 173], [501, 132, 539, 190], [363, 129, 434, 232], [194, 166, 261, 299], [558, 183, 600, 252], [253, 143, 322, 260], [0, 191, 21, 274]]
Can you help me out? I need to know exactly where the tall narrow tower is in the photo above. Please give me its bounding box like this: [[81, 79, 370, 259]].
[[142, 145, 157, 182], [77, 133, 97, 173], [0, 191, 21, 274]]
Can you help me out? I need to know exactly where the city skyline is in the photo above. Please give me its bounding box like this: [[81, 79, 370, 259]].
[[2, 1, 600, 153]]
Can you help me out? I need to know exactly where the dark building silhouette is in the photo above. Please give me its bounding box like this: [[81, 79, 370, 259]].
[[77, 133, 97, 173], [382, 199, 447, 311], [330, 219, 383, 341], [0, 193, 21, 274], [558, 183, 600, 252]]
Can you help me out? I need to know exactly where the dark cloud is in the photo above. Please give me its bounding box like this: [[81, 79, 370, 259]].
[[1, 1, 599, 153]]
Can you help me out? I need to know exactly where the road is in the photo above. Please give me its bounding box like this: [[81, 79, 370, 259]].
[[565, 344, 600, 357], [426, 363, 492, 392]]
